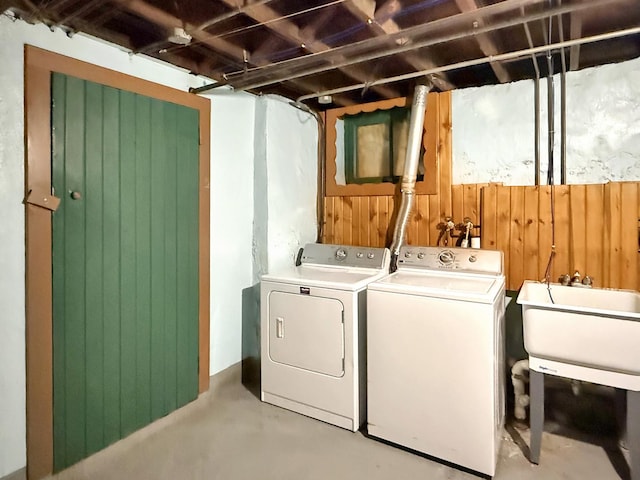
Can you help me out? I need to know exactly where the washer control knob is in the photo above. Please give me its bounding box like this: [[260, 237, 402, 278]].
[[438, 250, 455, 265], [404, 251, 412, 258], [336, 248, 347, 260], [367, 252, 375, 259], [356, 252, 364, 258], [469, 255, 477, 263], [417, 252, 425, 260]]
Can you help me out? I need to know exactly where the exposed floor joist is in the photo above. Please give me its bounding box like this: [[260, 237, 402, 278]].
[[454, 0, 511, 83]]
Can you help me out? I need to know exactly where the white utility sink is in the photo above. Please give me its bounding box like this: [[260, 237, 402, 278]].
[[517, 280, 640, 390]]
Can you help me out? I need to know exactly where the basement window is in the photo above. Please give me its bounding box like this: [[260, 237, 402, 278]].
[[341, 106, 424, 185]]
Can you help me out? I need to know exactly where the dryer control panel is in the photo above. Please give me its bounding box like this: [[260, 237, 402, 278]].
[[301, 243, 390, 270], [397, 246, 503, 275]]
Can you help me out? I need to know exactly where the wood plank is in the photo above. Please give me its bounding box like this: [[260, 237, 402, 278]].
[[438, 92, 453, 219], [451, 185, 463, 223], [359, 196, 369, 246], [350, 197, 360, 246], [343, 196, 353, 245], [620, 183, 638, 290], [537, 186, 553, 282], [523, 186, 539, 282], [423, 93, 440, 196], [378, 196, 390, 247], [554, 185, 571, 282], [509, 187, 525, 290], [429, 193, 442, 246], [569, 185, 587, 280], [585, 184, 604, 288], [334, 196, 344, 245], [607, 183, 622, 288], [463, 184, 480, 225], [324, 196, 333, 244], [369, 196, 380, 247], [416, 195, 430, 245], [495, 186, 511, 286], [481, 185, 498, 250]]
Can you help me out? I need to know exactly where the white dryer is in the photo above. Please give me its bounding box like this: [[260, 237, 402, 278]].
[[261, 243, 390, 431], [367, 246, 505, 477]]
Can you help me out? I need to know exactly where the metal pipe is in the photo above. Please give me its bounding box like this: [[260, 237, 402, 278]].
[[390, 82, 431, 271], [293, 25, 640, 103], [558, 6, 568, 185], [546, 17, 555, 186], [288, 101, 326, 243], [522, 14, 541, 185], [205, 0, 620, 94]]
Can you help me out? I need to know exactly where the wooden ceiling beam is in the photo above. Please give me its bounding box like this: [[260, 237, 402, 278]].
[[343, 0, 457, 90], [569, 12, 582, 71], [217, 0, 402, 99], [454, 0, 511, 83], [111, 0, 246, 72]]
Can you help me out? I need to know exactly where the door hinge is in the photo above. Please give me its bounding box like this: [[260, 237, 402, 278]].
[[25, 187, 61, 212]]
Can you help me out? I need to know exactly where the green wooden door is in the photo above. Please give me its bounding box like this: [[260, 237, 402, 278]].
[[51, 73, 200, 471]]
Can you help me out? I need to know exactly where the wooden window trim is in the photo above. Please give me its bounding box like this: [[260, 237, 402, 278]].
[[24, 45, 211, 480], [325, 94, 442, 197]]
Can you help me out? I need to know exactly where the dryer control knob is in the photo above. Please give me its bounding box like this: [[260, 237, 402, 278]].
[[367, 252, 375, 259], [404, 251, 412, 258], [417, 252, 425, 260], [356, 252, 364, 258]]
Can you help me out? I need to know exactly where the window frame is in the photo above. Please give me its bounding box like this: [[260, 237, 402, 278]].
[[325, 95, 442, 197]]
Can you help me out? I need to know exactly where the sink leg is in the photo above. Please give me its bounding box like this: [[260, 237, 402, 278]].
[[629, 389, 640, 480], [529, 369, 544, 464]]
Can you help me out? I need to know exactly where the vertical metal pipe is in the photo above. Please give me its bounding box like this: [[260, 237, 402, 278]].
[[558, 6, 568, 185], [390, 81, 432, 270], [534, 78, 541, 185]]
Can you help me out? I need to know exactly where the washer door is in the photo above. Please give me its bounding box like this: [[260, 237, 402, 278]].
[[268, 291, 345, 377]]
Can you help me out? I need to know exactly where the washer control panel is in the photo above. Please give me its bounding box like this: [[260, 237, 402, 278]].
[[301, 243, 390, 269], [398, 246, 503, 275]]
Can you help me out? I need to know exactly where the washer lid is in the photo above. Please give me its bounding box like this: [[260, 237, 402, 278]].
[[368, 270, 504, 302], [262, 265, 389, 291]]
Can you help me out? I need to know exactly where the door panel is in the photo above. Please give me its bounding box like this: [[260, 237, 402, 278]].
[[268, 292, 344, 377], [51, 73, 200, 471]]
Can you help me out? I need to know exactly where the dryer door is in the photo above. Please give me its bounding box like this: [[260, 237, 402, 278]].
[[268, 291, 345, 377]]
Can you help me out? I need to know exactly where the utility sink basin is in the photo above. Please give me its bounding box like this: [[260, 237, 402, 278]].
[[517, 280, 640, 390]]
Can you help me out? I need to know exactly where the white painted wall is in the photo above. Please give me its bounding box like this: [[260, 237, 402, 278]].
[[0, 14, 258, 477], [453, 57, 640, 185], [262, 97, 319, 273], [207, 90, 256, 374]]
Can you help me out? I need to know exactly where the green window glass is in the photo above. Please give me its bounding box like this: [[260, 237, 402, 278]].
[[343, 106, 424, 184]]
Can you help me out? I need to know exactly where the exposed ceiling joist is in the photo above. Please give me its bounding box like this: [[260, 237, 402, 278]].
[[216, 0, 402, 99], [343, 0, 457, 90], [5, 0, 639, 108], [454, 0, 511, 83], [569, 12, 582, 70]]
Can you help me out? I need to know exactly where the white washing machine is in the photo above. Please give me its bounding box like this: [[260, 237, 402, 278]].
[[261, 243, 390, 431], [367, 246, 506, 477]]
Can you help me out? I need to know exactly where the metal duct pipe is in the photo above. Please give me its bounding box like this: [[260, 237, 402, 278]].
[[522, 14, 541, 185], [288, 101, 325, 242], [558, 7, 568, 185], [390, 81, 432, 271]]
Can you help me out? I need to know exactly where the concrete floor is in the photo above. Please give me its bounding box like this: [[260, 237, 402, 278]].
[[46, 365, 629, 480]]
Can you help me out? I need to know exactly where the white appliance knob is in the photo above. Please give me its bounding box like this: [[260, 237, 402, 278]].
[[356, 252, 364, 258], [417, 252, 425, 260], [336, 248, 347, 260], [367, 252, 375, 259], [469, 255, 477, 263], [404, 251, 412, 258]]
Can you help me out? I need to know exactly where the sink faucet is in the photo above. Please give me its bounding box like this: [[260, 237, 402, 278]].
[[560, 271, 593, 287]]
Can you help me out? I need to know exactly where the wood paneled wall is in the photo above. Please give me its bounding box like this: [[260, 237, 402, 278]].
[[322, 94, 640, 291], [323, 182, 640, 291], [482, 183, 640, 291]]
